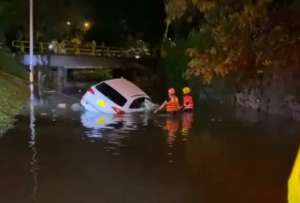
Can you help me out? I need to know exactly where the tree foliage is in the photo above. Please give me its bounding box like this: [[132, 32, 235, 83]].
[[164, 0, 300, 84], [0, 0, 27, 33]]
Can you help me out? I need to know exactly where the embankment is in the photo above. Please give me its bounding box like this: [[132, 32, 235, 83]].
[[0, 49, 28, 135]]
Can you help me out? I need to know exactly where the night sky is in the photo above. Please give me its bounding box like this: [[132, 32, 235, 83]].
[[82, 0, 166, 45], [1, 0, 166, 46]]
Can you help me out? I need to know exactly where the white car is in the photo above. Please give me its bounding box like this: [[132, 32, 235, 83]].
[[80, 78, 155, 114]]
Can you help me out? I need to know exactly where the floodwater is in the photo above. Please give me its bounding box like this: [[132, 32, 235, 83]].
[[0, 91, 300, 203]]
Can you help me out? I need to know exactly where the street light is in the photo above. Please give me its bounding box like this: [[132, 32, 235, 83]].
[[83, 21, 91, 31], [66, 21, 72, 26]]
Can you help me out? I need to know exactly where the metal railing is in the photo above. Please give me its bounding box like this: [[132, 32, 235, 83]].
[[12, 40, 151, 58]]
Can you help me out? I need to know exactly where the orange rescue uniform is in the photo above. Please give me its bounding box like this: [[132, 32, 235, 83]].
[[183, 95, 194, 110], [166, 96, 180, 112]]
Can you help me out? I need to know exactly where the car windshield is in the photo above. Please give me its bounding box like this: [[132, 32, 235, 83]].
[[95, 82, 127, 107], [129, 97, 145, 109]]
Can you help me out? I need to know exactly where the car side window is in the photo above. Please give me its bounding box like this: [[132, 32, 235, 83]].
[[95, 83, 127, 107], [129, 97, 145, 109]]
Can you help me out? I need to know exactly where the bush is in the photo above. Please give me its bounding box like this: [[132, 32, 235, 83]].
[[0, 48, 27, 79]]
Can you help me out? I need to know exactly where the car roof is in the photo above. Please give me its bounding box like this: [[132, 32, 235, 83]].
[[99, 78, 149, 99]]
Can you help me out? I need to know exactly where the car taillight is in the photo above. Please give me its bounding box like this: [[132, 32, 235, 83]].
[[88, 87, 95, 95], [112, 106, 125, 115]]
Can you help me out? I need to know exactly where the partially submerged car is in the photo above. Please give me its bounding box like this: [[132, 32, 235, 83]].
[[80, 78, 156, 114]]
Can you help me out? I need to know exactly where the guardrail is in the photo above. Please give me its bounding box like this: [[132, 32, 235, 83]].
[[11, 40, 151, 59]]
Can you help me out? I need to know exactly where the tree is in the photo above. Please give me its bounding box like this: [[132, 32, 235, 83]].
[[164, 0, 300, 84], [0, 0, 27, 42]]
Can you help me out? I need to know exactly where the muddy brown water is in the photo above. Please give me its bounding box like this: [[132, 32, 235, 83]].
[[0, 92, 300, 203]]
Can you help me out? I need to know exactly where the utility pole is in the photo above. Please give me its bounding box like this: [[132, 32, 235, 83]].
[[29, 0, 34, 82], [29, 2, 38, 201], [29, 0, 36, 145]]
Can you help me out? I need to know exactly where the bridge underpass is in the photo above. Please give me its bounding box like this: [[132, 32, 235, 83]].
[[12, 40, 156, 94]]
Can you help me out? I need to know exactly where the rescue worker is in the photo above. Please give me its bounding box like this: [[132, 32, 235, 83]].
[[182, 86, 194, 111], [154, 88, 180, 113]]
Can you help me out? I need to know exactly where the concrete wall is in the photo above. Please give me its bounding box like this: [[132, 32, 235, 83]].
[[235, 68, 300, 121]]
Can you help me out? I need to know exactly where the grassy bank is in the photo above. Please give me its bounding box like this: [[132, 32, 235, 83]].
[[0, 72, 28, 134], [0, 48, 27, 79], [0, 49, 28, 134]]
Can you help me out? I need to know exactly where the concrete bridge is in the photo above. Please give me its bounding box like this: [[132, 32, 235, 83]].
[[13, 40, 152, 69], [12, 40, 155, 92], [22, 54, 125, 69]]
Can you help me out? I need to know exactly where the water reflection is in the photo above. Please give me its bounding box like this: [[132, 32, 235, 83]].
[[181, 112, 193, 141], [29, 146, 39, 202], [159, 112, 194, 144], [29, 83, 39, 202], [81, 111, 194, 158], [163, 116, 179, 164], [156, 112, 194, 163], [164, 116, 179, 145], [81, 111, 151, 153]]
